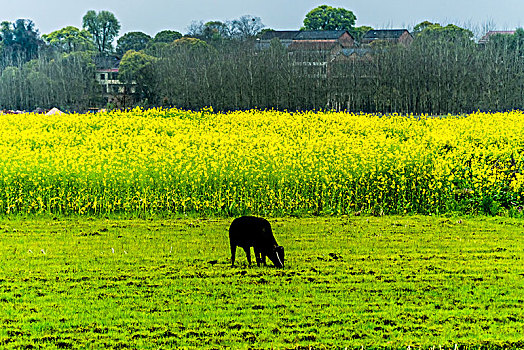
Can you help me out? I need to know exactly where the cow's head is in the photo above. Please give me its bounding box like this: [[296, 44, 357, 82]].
[[268, 246, 285, 268]]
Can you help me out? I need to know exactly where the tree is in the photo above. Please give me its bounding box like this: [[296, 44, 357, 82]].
[[152, 30, 182, 43], [353, 26, 373, 43], [118, 50, 157, 103], [0, 19, 43, 66], [146, 30, 183, 56], [116, 31, 152, 55], [171, 37, 210, 50], [82, 10, 121, 54], [232, 15, 264, 40], [0, 50, 99, 110], [414, 23, 474, 44], [0, 21, 13, 67], [42, 26, 95, 53], [513, 28, 524, 54], [187, 20, 234, 41], [186, 15, 264, 42], [1, 21, 14, 45], [413, 21, 435, 35], [0, 66, 22, 109], [204, 21, 232, 41], [186, 21, 205, 38], [302, 5, 356, 31], [486, 28, 524, 57]]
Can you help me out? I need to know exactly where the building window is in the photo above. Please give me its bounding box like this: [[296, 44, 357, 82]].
[[100, 73, 106, 80]]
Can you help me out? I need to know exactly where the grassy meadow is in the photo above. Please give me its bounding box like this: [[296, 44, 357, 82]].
[[0, 215, 523, 349]]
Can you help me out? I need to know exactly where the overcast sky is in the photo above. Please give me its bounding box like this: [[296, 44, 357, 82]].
[[1, 0, 523, 38]]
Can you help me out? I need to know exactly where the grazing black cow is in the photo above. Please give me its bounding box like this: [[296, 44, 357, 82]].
[[229, 216, 285, 268]]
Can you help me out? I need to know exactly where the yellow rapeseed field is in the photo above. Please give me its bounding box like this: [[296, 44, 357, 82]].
[[0, 108, 523, 216]]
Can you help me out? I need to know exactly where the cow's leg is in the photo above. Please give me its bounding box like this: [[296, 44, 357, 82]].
[[242, 247, 252, 265], [253, 247, 263, 266], [230, 243, 237, 267]]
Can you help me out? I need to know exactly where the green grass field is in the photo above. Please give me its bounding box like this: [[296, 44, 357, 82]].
[[1, 215, 523, 349]]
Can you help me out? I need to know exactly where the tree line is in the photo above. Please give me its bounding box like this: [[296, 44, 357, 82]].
[[1, 6, 524, 114]]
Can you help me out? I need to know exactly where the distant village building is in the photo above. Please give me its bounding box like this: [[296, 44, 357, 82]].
[[257, 30, 355, 50], [257, 30, 355, 78], [332, 48, 373, 62], [257, 29, 413, 78], [360, 29, 414, 46], [94, 55, 135, 106], [478, 30, 516, 45]]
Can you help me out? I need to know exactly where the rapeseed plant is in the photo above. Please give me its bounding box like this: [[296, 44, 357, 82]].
[[0, 108, 523, 216]]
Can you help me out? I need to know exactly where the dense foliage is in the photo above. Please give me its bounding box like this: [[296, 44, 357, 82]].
[[302, 4, 357, 31], [0, 19, 43, 68], [4, 28, 524, 113], [0, 108, 523, 216], [0, 51, 100, 111], [2, 7, 524, 114], [141, 29, 524, 113], [82, 10, 121, 54]]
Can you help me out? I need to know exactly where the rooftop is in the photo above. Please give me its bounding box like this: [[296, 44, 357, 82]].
[[362, 29, 410, 40], [259, 30, 353, 41], [288, 40, 340, 51], [478, 30, 516, 44], [94, 55, 121, 70], [295, 30, 351, 40]]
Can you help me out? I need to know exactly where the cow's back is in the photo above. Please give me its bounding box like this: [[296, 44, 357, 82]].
[[229, 216, 276, 248]]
